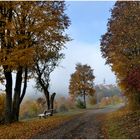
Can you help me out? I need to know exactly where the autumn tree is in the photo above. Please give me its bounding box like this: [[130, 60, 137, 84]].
[[34, 50, 64, 111], [100, 1, 140, 110], [0, 1, 70, 123], [69, 63, 95, 108], [33, 2, 70, 115]]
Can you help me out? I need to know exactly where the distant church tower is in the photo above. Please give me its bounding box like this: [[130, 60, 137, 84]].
[[103, 78, 106, 85]]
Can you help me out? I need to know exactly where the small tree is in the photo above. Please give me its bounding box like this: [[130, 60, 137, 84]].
[[69, 63, 95, 108], [34, 50, 62, 111]]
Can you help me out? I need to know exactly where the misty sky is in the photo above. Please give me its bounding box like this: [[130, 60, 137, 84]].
[[49, 1, 116, 96], [0, 1, 117, 97]]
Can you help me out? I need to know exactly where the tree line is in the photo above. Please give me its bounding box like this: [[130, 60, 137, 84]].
[[100, 1, 140, 110], [0, 1, 70, 124]]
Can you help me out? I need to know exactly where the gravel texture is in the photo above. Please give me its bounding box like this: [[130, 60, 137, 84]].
[[33, 105, 122, 139]]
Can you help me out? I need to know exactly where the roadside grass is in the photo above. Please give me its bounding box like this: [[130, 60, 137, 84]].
[[102, 108, 140, 139], [0, 112, 83, 139]]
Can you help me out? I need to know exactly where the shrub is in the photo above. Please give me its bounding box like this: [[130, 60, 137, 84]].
[[76, 99, 86, 109], [58, 104, 68, 112], [88, 95, 96, 105], [20, 99, 43, 120]]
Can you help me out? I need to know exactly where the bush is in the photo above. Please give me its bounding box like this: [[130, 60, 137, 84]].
[[59, 104, 68, 112], [20, 99, 42, 120], [99, 95, 124, 108], [88, 95, 96, 105], [76, 99, 86, 109], [55, 96, 76, 112]]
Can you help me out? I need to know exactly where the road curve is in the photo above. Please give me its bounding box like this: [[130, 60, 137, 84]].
[[33, 104, 123, 139]]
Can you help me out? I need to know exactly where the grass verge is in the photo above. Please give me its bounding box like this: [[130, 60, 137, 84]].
[[102, 109, 140, 139]]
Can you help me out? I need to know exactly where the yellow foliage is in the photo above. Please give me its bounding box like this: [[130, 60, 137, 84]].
[[69, 63, 95, 98], [100, 2, 140, 109], [20, 100, 42, 119]]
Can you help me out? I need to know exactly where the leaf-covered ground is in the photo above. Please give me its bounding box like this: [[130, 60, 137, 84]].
[[0, 115, 76, 139], [102, 109, 140, 139], [2, 105, 138, 139], [33, 106, 122, 139]]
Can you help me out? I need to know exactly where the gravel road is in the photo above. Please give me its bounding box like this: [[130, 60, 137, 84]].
[[34, 105, 123, 139]]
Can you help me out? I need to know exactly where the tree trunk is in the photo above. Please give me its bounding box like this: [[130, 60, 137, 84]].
[[83, 91, 86, 108], [20, 68, 28, 104], [50, 92, 56, 116], [128, 92, 140, 110], [44, 90, 50, 110], [12, 68, 23, 122], [4, 69, 13, 124], [2, 6, 13, 124]]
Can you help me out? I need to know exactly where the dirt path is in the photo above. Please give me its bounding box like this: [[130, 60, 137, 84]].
[[34, 105, 123, 139]]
